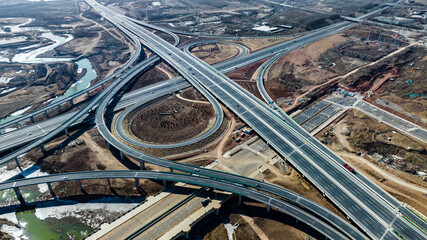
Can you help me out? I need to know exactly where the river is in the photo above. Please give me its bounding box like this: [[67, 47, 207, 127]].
[[0, 18, 98, 125]]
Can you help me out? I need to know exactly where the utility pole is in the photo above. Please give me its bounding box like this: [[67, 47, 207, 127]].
[[367, 26, 372, 41], [355, 22, 360, 38]]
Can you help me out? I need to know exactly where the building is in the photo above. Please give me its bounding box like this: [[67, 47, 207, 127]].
[[374, 16, 415, 25]]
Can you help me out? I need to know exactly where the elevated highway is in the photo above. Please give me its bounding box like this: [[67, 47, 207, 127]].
[[89, 1, 426, 239], [88, 1, 376, 240], [0, 1, 423, 239], [0, 170, 354, 240]]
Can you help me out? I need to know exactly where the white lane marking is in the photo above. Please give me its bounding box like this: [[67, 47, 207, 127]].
[[37, 124, 45, 133]]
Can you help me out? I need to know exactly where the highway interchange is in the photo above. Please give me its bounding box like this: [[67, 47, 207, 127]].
[[90, 1, 426, 239], [0, 0, 426, 239]]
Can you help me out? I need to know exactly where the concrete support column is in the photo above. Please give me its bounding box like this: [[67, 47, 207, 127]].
[[57, 104, 61, 112], [64, 128, 69, 136], [140, 160, 145, 170], [44, 110, 49, 118], [13, 187, 26, 206], [107, 178, 112, 191], [295, 219, 299, 224], [69, 99, 73, 106], [40, 144, 46, 153], [135, 178, 139, 190], [14, 157, 23, 172], [163, 180, 167, 188], [215, 208, 219, 215], [120, 151, 124, 161], [15, 123, 19, 129], [77, 180, 84, 192], [238, 195, 242, 205], [87, 91, 90, 97], [169, 168, 173, 173], [267, 205, 271, 213], [30, 116, 35, 123], [106, 142, 111, 149], [47, 183, 58, 200]]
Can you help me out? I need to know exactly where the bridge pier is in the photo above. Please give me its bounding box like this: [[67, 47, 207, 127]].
[[134, 178, 139, 190], [64, 128, 69, 136], [140, 160, 145, 170], [163, 180, 167, 188], [13, 187, 26, 206], [267, 205, 271, 213], [77, 180, 84, 193], [69, 99, 74, 106], [57, 104, 61, 112], [14, 157, 23, 172], [120, 151, 124, 161], [47, 183, 58, 200], [87, 91, 90, 97], [44, 110, 49, 118], [296, 219, 299, 224], [30, 116, 35, 123], [106, 142, 111, 149], [107, 178, 112, 191], [40, 144, 46, 153], [238, 195, 242, 205], [169, 168, 173, 173]]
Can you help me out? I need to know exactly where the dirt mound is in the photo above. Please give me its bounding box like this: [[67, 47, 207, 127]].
[[129, 96, 215, 144]]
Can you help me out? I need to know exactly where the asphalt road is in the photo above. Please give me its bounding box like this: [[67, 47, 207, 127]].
[[0, 170, 351, 240], [0, 38, 253, 152], [1, 1, 421, 239], [92, 2, 425, 239], [89, 2, 374, 239], [0, 29, 145, 167], [0, 78, 190, 153], [0, 25, 143, 133]]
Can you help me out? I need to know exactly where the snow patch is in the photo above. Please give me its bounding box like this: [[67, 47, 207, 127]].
[[0, 212, 18, 225], [0, 76, 14, 84], [35, 197, 140, 228], [10, 106, 32, 117], [27, 169, 50, 193], [224, 223, 239, 240], [1, 224, 27, 240], [1, 87, 16, 94], [0, 56, 9, 63]]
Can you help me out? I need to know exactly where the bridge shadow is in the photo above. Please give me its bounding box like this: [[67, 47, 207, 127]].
[[180, 196, 327, 240], [0, 185, 207, 215]]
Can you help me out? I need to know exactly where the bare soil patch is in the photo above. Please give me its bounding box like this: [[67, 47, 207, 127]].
[[229, 36, 295, 52], [316, 109, 427, 215], [182, 196, 321, 240], [127, 62, 174, 92], [128, 95, 215, 144], [190, 43, 239, 65], [179, 87, 207, 102]]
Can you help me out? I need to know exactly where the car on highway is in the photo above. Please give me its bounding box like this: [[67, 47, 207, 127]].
[[343, 163, 355, 173]]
